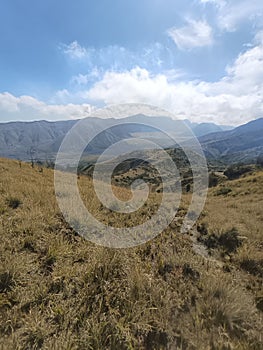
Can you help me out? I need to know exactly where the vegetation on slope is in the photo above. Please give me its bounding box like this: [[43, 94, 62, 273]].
[[0, 158, 262, 349]]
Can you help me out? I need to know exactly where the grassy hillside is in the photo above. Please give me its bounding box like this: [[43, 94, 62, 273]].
[[0, 158, 262, 349]]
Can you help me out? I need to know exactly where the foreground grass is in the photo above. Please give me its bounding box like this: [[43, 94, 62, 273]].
[[0, 158, 262, 349]]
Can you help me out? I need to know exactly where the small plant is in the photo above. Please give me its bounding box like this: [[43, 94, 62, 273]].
[[23, 238, 36, 253], [215, 187, 232, 196], [224, 165, 252, 180], [22, 327, 45, 350], [200, 228, 242, 254], [182, 264, 200, 281], [41, 248, 57, 273], [218, 228, 243, 253], [143, 328, 168, 350], [0, 270, 16, 293], [158, 261, 173, 277], [0, 207, 6, 215], [256, 153, 263, 167], [255, 296, 263, 312], [197, 222, 208, 235], [240, 258, 263, 277], [51, 306, 65, 325], [6, 197, 22, 209], [209, 172, 219, 187]]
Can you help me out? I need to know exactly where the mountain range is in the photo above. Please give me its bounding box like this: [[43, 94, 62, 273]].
[[199, 118, 263, 164], [0, 116, 262, 164]]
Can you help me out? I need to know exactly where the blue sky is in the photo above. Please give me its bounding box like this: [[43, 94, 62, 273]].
[[0, 0, 263, 125]]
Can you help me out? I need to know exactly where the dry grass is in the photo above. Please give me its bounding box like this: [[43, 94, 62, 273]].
[[0, 158, 262, 349]]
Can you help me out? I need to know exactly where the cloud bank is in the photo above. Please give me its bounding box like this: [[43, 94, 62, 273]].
[[1, 27, 263, 126], [0, 93, 92, 122], [85, 35, 263, 125]]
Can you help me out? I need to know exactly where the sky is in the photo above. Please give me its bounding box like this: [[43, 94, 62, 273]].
[[0, 0, 263, 125]]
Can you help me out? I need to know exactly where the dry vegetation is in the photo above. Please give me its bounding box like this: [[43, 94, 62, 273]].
[[0, 158, 262, 349]]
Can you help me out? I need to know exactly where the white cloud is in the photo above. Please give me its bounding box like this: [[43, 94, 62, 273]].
[[70, 68, 101, 87], [167, 19, 213, 50], [201, 0, 263, 31], [60, 41, 178, 75], [1, 32, 263, 126], [199, 0, 225, 7], [0, 93, 93, 122], [62, 41, 87, 59], [71, 74, 89, 86], [85, 37, 263, 125]]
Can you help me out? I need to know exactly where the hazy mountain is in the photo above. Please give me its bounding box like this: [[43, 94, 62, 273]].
[[0, 118, 128, 160], [121, 115, 233, 136], [0, 116, 233, 161], [1, 115, 261, 165], [0, 120, 76, 161], [192, 122, 233, 137], [199, 118, 263, 164]]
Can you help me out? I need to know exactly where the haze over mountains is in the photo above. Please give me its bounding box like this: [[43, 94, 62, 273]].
[[200, 118, 263, 164], [0, 116, 262, 164]]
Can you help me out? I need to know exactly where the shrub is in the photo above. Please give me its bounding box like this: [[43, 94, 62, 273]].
[[0, 271, 16, 293], [200, 228, 242, 254], [22, 327, 45, 350], [182, 264, 200, 281], [215, 187, 232, 196], [6, 197, 22, 209], [256, 153, 263, 167], [197, 222, 208, 235], [224, 165, 252, 180], [144, 329, 168, 350], [209, 172, 219, 187], [240, 258, 263, 277], [217, 228, 243, 253], [255, 297, 263, 312], [23, 238, 37, 253]]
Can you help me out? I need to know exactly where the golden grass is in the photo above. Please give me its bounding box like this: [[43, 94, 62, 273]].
[[203, 171, 263, 242], [0, 158, 262, 349]]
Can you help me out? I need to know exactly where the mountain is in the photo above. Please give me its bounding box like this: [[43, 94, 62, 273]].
[[0, 118, 143, 161], [192, 122, 233, 137], [0, 116, 233, 161], [0, 115, 261, 165], [0, 120, 76, 160], [120, 115, 233, 136], [199, 118, 263, 164]]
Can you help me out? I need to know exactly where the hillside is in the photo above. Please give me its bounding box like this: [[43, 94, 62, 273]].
[[0, 120, 76, 160], [0, 158, 262, 349], [0, 116, 232, 161], [1, 116, 261, 166], [200, 118, 263, 164], [0, 118, 132, 161], [192, 122, 233, 137]]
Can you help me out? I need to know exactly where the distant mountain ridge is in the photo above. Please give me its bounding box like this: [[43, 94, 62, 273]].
[[0, 120, 76, 161], [192, 122, 233, 137], [0, 116, 233, 161], [199, 118, 263, 164], [0, 115, 262, 164]]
